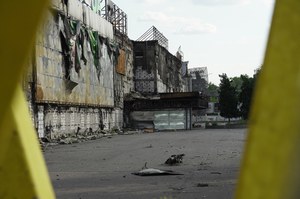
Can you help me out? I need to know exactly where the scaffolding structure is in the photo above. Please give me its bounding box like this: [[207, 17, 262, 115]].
[[137, 26, 169, 50], [101, 0, 127, 36], [81, 0, 127, 36]]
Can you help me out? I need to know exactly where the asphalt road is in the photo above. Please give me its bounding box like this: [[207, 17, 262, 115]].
[[44, 128, 247, 199]]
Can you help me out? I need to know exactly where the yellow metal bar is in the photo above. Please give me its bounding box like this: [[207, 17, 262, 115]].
[[236, 0, 300, 198], [0, 0, 55, 198], [0, 86, 55, 198], [0, 0, 49, 123]]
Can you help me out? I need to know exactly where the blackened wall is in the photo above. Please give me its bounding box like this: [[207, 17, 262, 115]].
[[23, 0, 135, 138], [133, 40, 183, 93]]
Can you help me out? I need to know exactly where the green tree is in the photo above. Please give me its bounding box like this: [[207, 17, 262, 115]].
[[230, 76, 244, 94], [239, 75, 254, 120], [218, 73, 239, 122], [207, 83, 219, 102], [239, 70, 260, 120]]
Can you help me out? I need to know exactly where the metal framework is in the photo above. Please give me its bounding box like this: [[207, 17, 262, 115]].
[[101, 0, 127, 36], [137, 26, 169, 50], [79, 0, 127, 36]]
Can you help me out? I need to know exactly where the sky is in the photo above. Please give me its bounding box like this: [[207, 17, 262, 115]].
[[113, 0, 275, 85]]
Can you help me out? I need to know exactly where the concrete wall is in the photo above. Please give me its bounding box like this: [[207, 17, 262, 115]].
[[114, 35, 135, 108], [35, 10, 115, 106], [24, 0, 135, 138], [36, 105, 116, 138], [52, 0, 114, 39]]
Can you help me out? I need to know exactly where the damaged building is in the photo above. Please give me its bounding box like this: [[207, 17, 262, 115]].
[[124, 92, 208, 131], [124, 27, 208, 131], [24, 0, 133, 139], [23, 0, 208, 139], [133, 26, 184, 93]]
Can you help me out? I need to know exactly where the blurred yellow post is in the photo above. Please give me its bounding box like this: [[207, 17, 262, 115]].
[[236, 0, 300, 198], [0, 0, 55, 198]]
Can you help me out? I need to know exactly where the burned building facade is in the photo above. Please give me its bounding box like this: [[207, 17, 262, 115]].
[[124, 92, 208, 131], [124, 27, 208, 131], [189, 67, 209, 93], [24, 1, 208, 138], [24, 0, 134, 138], [133, 41, 184, 93], [133, 27, 184, 93]]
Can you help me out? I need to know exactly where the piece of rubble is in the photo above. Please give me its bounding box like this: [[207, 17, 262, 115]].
[[165, 154, 185, 165], [197, 183, 209, 187], [170, 187, 184, 191], [132, 162, 183, 176], [210, 171, 222, 175], [144, 128, 154, 133], [132, 168, 183, 176]]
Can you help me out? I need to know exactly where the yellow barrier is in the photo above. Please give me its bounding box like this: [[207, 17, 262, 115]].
[[236, 0, 300, 199], [0, 0, 299, 198], [0, 0, 55, 198]]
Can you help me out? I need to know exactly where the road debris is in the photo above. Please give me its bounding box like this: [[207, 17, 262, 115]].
[[145, 144, 153, 148], [132, 162, 183, 176], [132, 168, 183, 176], [210, 171, 222, 175], [165, 154, 185, 165], [170, 186, 185, 191], [197, 183, 209, 187]]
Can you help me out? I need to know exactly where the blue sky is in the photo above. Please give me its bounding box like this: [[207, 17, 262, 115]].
[[114, 0, 275, 84]]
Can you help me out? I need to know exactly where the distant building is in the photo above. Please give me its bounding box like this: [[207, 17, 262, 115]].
[[182, 61, 188, 77], [189, 67, 209, 82], [133, 40, 184, 93], [26, 1, 209, 139], [124, 27, 208, 131], [188, 67, 209, 93], [182, 61, 192, 92]]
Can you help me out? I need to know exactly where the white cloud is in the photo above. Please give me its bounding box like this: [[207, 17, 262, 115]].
[[139, 12, 170, 23], [139, 11, 216, 34], [174, 23, 217, 35], [262, 0, 275, 7], [142, 0, 167, 5], [190, 0, 251, 6]]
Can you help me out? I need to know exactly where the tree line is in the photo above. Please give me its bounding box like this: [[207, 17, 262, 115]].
[[208, 70, 260, 122]]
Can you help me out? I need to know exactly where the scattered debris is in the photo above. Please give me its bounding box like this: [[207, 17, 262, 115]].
[[210, 171, 222, 175], [142, 162, 148, 169], [132, 162, 183, 176], [197, 183, 209, 187], [145, 144, 153, 148], [41, 137, 50, 143], [89, 135, 97, 140], [41, 128, 160, 150], [197, 167, 209, 171], [144, 128, 154, 133], [165, 154, 185, 165], [170, 187, 185, 191], [123, 130, 139, 135], [132, 168, 183, 176], [199, 161, 212, 166], [59, 137, 79, 144]]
